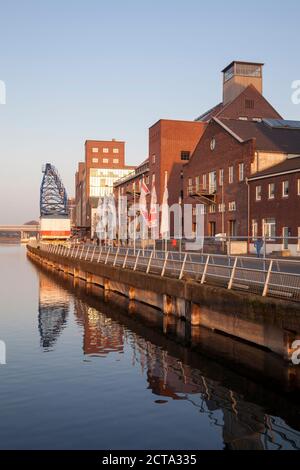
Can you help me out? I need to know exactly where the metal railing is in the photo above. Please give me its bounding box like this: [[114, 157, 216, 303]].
[[34, 241, 300, 302]]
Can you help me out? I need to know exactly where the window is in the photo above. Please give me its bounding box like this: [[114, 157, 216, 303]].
[[229, 201, 236, 212], [218, 203, 225, 213], [263, 218, 276, 239], [103, 158, 109, 163], [113, 158, 119, 164], [219, 169, 224, 186], [92, 147, 98, 153], [268, 183, 275, 199], [92, 158, 98, 163], [236, 63, 262, 77], [256, 185, 262, 201], [103, 148, 109, 153], [113, 148, 119, 154], [195, 176, 200, 192], [210, 138, 216, 151], [209, 205, 216, 214], [283, 227, 289, 250], [181, 151, 190, 161], [203, 174, 207, 189], [224, 65, 234, 82], [298, 179, 300, 195], [209, 171, 217, 193], [146, 175, 150, 185], [238, 163, 244, 181], [238, 117, 248, 121], [245, 99, 254, 109], [229, 220, 237, 237], [229, 166, 233, 184], [282, 180, 289, 197], [252, 219, 258, 239], [188, 178, 193, 195], [209, 221, 216, 237]]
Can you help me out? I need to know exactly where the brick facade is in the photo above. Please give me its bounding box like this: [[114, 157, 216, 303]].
[[75, 139, 135, 231], [249, 162, 300, 243], [183, 120, 254, 237], [148, 119, 206, 207]]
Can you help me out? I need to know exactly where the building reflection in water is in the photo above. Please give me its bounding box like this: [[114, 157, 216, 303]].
[[36, 266, 300, 450], [74, 298, 124, 356], [38, 271, 70, 350], [72, 293, 300, 450]]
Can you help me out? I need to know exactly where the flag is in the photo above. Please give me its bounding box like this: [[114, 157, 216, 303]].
[[149, 182, 158, 239], [96, 196, 107, 240], [139, 179, 150, 225], [160, 172, 169, 239], [139, 179, 149, 240]]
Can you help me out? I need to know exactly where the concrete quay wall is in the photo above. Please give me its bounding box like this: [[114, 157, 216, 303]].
[[27, 245, 300, 360]]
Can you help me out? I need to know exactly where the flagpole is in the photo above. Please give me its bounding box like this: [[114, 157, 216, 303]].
[[164, 171, 168, 253], [133, 182, 136, 255], [117, 187, 120, 248], [142, 176, 145, 257], [165, 171, 168, 253]]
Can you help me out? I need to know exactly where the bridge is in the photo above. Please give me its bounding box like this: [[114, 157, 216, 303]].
[[0, 225, 39, 239]]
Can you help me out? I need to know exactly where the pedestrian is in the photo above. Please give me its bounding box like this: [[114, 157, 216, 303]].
[[254, 238, 264, 258]]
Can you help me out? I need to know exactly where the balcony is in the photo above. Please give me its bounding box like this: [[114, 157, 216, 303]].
[[187, 184, 217, 205]]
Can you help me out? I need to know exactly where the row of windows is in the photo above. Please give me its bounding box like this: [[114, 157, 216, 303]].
[[90, 168, 131, 178], [92, 157, 119, 164], [187, 164, 244, 194], [255, 179, 300, 201], [151, 151, 191, 165], [191, 201, 236, 215], [92, 147, 119, 154]]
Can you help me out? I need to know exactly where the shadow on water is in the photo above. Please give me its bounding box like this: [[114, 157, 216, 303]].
[[30, 256, 300, 450]]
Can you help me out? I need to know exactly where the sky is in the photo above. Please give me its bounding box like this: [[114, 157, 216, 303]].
[[0, 0, 300, 224]]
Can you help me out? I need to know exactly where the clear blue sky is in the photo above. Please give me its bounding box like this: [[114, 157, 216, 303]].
[[1, 0, 300, 223]]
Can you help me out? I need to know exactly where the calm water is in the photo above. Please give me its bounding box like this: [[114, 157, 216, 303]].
[[1, 245, 300, 450]]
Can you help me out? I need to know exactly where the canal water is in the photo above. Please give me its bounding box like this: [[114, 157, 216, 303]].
[[1, 244, 300, 450]]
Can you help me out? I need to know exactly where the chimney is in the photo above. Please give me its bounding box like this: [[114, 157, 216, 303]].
[[222, 61, 264, 105]]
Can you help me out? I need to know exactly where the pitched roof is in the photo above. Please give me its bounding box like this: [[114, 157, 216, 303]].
[[195, 84, 282, 122], [195, 103, 223, 122], [248, 156, 300, 180], [218, 118, 300, 153]]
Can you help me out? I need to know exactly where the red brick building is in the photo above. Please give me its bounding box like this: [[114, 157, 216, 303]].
[[249, 155, 300, 255], [113, 120, 205, 239], [75, 139, 135, 234], [183, 60, 290, 241], [113, 159, 149, 199], [184, 118, 300, 241], [114, 119, 205, 207]]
